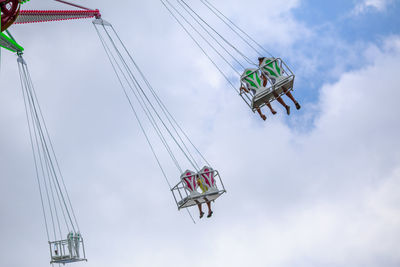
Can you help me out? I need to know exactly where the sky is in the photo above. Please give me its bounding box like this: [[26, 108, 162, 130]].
[[1, 0, 400, 266]]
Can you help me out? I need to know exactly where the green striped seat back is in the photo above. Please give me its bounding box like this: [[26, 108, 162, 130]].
[[67, 232, 74, 241], [241, 68, 263, 93], [260, 58, 282, 79]]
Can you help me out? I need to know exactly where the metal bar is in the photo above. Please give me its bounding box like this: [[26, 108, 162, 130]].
[[53, 0, 92, 11], [0, 32, 24, 52], [48, 242, 53, 263], [171, 189, 179, 207], [81, 238, 87, 261], [217, 171, 226, 192]]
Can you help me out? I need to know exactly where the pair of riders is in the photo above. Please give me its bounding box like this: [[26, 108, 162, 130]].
[[240, 57, 301, 121]]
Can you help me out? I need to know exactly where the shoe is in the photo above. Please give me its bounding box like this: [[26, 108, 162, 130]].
[[261, 114, 267, 121], [199, 212, 205, 219], [295, 102, 301, 110], [272, 110, 277, 115], [207, 211, 213, 218], [285, 105, 291, 115]]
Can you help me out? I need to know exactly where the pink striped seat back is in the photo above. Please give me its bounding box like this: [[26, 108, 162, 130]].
[[199, 166, 217, 190], [180, 170, 197, 193]]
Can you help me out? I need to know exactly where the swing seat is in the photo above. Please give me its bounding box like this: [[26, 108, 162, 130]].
[[252, 57, 295, 110], [49, 235, 87, 265], [172, 167, 226, 210], [240, 58, 296, 112]]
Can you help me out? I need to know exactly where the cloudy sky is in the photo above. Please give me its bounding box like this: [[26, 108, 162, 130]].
[[1, 0, 400, 266]]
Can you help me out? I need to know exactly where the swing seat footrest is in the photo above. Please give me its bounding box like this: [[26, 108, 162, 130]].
[[178, 190, 225, 210], [252, 76, 294, 110]]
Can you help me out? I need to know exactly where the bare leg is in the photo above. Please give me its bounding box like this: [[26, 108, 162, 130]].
[[265, 102, 277, 115], [198, 203, 204, 218], [206, 201, 213, 218], [274, 93, 290, 115], [256, 108, 267, 121], [283, 87, 301, 110]]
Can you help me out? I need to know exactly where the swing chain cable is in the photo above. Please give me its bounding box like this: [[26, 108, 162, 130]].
[[17, 54, 79, 240], [108, 24, 202, 171], [97, 23, 184, 174], [100, 22, 201, 172], [176, 0, 245, 68], [178, 0, 255, 66], [18, 57, 51, 242], [18, 57, 62, 240], [19, 58, 64, 241], [164, 0, 241, 76], [108, 22, 210, 168], [200, 0, 273, 57], [137, 70, 211, 167], [94, 23, 176, 187], [24, 71, 69, 237], [28, 68, 81, 232], [135, 71, 201, 170], [24, 62, 75, 234], [106, 26, 187, 173], [94, 21, 198, 223], [160, 0, 240, 94]]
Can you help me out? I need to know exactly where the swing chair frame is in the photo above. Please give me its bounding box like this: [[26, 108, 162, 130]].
[[239, 58, 295, 112], [171, 169, 226, 210], [49, 237, 87, 265]]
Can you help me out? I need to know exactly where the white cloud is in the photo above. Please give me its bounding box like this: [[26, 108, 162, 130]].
[[353, 0, 392, 14]]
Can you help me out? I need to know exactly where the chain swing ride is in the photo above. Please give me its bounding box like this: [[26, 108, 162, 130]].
[[159, 0, 300, 120], [1, 0, 227, 264], [2, 0, 300, 264]]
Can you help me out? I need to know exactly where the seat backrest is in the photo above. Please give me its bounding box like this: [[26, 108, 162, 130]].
[[67, 232, 75, 256], [73, 232, 81, 257], [260, 58, 283, 79], [180, 170, 198, 193], [67, 232, 74, 241], [199, 166, 217, 190], [241, 68, 263, 92]]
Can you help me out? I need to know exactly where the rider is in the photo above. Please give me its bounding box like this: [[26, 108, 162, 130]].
[[240, 68, 287, 120], [258, 57, 301, 112], [196, 175, 213, 218]]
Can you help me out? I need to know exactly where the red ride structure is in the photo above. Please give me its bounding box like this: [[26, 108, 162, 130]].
[[0, 0, 101, 53], [1, 0, 101, 33], [0, 0, 21, 32]]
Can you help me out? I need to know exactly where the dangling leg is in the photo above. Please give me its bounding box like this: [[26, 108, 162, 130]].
[[206, 201, 213, 218], [256, 108, 267, 121], [283, 87, 301, 110], [274, 92, 290, 115], [265, 102, 277, 115], [198, 203, 204, 218]]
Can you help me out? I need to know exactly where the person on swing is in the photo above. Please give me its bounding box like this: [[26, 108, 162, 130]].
[[240, 68, 289, 120], [258, 57, 301, 113], [196, 175, 213, 218]]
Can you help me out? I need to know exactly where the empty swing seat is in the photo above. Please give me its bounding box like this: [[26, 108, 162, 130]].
[[171, 167, 226, 210], [49, 233, 87, 265]]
